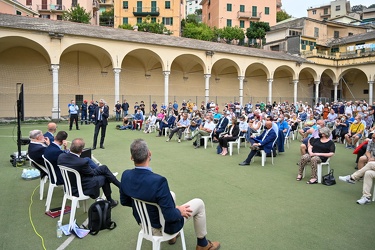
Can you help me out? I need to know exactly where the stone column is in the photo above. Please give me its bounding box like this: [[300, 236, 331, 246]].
[[333, 82, 338, 102], [51, 64, 60, 119], [315, 81, 320, 104], [204, 74, 211, 104], [267, 78, 273, 103], [163, 71, 170, 106], [293, 80, 298, 105], [369, 81, 374, 104], [238, 76, 244, 106], [113, 68, 121, 105]]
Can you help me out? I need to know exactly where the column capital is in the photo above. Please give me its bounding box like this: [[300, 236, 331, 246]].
[[314, 80, 320, 85], [51, 64, 59, 71], [163, 71, 170, 76], [113, 68, 121, 74], [369, 81, 374, 85], [267, 78, 273, 82], [204, 74, 211, 79], [293, 79, 299, 85], [238, 76, 245, 81], [332, 82, 339, 86]]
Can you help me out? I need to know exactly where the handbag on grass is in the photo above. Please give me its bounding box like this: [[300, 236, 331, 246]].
[[322, 169, 336, 186]]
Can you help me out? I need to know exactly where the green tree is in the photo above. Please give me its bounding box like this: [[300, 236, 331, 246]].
[[195, 9, 202, 15], [369, 4, 375, 8], [246, 22, 270, 47], [221, 26, 245, 44], [129, 15, 172, 35], [100, 8, 114, 27], [118, 23, 133, 30], [351, 4, 366, 12], [182, 22, 214, 41], [277, 10, 292, 22], [62, 4, 91, 24]]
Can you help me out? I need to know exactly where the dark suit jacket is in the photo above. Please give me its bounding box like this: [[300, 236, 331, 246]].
[[43, 132, 54, 143], [216, 116, 229, 131], [57, 152, 100, 198], [44, 143, 64, 185], [255, 128, 277, 154], [226, 124, 240, 138], [120, 168, 184, 235], [28, 142, 47, 167], [93, 105, 109, 126]]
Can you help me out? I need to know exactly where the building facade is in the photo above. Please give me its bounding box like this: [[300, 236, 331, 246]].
[[307, 0, 351, 21], [0, 0, 39, 17], [200, 0, 278, 30], [114, 0, 184, 36]]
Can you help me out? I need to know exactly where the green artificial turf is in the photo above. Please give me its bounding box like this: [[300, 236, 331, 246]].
[[0, 121, 374, 249]]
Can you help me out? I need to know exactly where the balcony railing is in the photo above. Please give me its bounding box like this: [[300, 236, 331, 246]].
[[237, 11, 261, 19], [37, 4, 65, 11], [133, 7, 160, 17]]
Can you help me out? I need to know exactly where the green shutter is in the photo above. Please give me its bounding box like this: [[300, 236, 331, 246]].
[[123, 17, 128, 24], [123, 1, 128, 9], [265, 7, 269, 15], [137, 1, 142, 12], [240, 20, 244, 28], [171, 17, 173, 25], [165, 1, 170, 9], [151, 1, 156, 12], [227, 4, 232, 11], [252, 6, 257, 17], [240, 5, 245, 12]]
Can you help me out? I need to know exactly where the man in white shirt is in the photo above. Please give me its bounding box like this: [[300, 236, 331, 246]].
[[191, 115, 216, 149]]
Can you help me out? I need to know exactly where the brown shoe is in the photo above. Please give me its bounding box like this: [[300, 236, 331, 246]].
[[168, 232, 180, 245], [196, 240, 221, 250]]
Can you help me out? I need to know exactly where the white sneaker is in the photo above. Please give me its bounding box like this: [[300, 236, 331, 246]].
[[356, 196, 371, 205], [166, 138, 170, 142], [339, 175, 355, 184], [178, 139, 181, 143]]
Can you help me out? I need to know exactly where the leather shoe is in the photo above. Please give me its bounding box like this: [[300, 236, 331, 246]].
[[239, 161, 250, 166], [196, 240, 221, 250], [168, 232, 180, 245], [110, 200, 118, 208], [92, 147, 96, 150], [100, 146, 105, 149]]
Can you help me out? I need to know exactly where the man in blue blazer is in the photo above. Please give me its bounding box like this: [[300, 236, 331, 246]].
[[58, 138, 120, 207], [44, 131, 68, 185], [28, 129, 50, 178], [43, 122, 56, 143], [92, 99, 109, 149], [239, 121, 277, 166], [120, 139, 220, 250]]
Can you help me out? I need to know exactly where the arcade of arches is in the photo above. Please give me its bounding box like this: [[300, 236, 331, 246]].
[[0, 14, 374, 118]]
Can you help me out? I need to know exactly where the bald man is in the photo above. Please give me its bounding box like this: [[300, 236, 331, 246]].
[[239, 121, 277, 166], [44, 122, 57, 143]]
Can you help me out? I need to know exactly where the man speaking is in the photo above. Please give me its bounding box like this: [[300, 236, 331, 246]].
[[92, 99, 109, 149]]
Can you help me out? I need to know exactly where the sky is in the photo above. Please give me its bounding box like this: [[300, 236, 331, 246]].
[[282, 0, 375, 18]]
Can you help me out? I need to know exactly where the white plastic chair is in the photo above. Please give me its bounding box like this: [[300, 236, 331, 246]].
[[302, 158, 331, 183], [133, 198, 186, 250], [253, 135, 278, 167], [201, 131, 213, 149], [42, 155, 64, 212], [228, 138, 241, 156], [27, 155, 48, 201], [58, 165, 91, 231], [284, 126, 292, 149]]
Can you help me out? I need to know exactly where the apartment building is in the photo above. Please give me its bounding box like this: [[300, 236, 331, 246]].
[[186, 0, 200, 15], [0, 0, 39, 16], [0, 0, 101, 25], [307, 0, 351, 21], [114, 0, 184, 36], [264, 17, 368, 54], [200, 0, 278, 30]]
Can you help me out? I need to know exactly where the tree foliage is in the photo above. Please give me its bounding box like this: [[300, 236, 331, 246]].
[[119, 15, 172, 35], [182, 22, 214, 41], [277, 10, 292, 22], [100, 8, 114, 27], [246, 22, 270, 46], [221, 26, 245, 44], [62, 4, 91, 24], [369, 4, 375, 9]]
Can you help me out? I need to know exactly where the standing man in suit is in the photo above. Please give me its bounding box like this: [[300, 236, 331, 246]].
[[44, 122, 57, 143], [58, 138, 120, 207], [92, 99, 109, 149], [239, 121, 277, 166], [44, 131, 68, 185], [28, 130, 50, 178], [120, 139, 220, 250]]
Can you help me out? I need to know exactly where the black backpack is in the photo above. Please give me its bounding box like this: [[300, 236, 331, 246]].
[[87, 198, 116, 235]]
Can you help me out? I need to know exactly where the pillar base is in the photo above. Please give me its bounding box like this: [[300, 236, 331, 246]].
[[51, 108, 60, 120]]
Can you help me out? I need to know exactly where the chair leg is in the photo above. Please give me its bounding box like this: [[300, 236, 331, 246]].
[[45, 185, 55, 212], [136, 232, 143, 250], [39, 176, 46, 200], [317, 164, 322, 183], [180, 229, 187, 250], [204, 137, 208, 149], [229, 144, 233, 156], [261, 150, 266, 167], [59, 196, 67, 225], [69, 199, 78, 231], [152, 240, 161, 250]]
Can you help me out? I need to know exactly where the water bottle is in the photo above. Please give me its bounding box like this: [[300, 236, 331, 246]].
[[57, 220, 62, 238]]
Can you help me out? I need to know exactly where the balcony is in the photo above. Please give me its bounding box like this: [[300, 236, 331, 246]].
[[133, 7, 160, 17], [93, 0, 100, 11], [320, 12, 330, 17], [99, 0, 113, 6], [37, 4, 65, 11], [237, 11, 261, 20]]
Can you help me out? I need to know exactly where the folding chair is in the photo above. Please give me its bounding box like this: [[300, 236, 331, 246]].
[[133, 198, 186, 250]]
